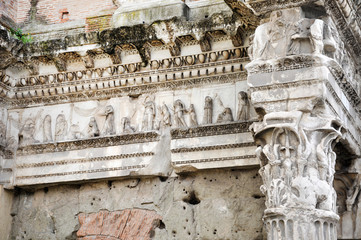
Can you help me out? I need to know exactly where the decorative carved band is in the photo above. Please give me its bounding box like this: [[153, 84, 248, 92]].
[[325, 0, 361, 62], [16, 132, 159, 156], [246, 55, 319, 74], [17, 152, 155, 169], [0, 145, 13, 159], [171, 121, 254, 139], [16, 164, 147, 180], [171, 142, 256, 153], [172, 155, 257, 165], [245, 0, 319, 14], [7, 72, 247, 109], [9, 50, 248, 89]]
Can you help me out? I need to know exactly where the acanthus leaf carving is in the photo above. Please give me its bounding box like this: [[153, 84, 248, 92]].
[[252, 109, 346, 239]]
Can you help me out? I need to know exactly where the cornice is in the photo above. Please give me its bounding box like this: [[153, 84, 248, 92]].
[[3, 57, 248, 109], [244, 0, 319, 15], [17, 152, 155, 169], [171, 142, 256, 153], [325, 0, 361, 65], [16, 164, 147, 180], [16, 132, 160, 156], [246, 55, 361, 110], [171, 121, 254, 139], [172, 155, 257, 165]]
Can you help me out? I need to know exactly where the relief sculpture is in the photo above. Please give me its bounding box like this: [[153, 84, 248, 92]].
[[237, 91, 250, 121], [188, 104, 198, 127], [121, 117, 135, 134], [173, 99, 187, 128], [156, 103, 171, 130], [19, 118, 37, 146], [202, 96, 213, 125], [251, 8, 337, 61], [142, 98, 156, 131], [55, 114, 68, 142], [216, 108, 234, 123], [102, 105, 115, 136], [87, 117, 100, 138], [43, 115, 52, 143]]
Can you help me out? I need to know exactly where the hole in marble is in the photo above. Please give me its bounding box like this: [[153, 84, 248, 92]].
[[159, 176, 168, 182], [159, 220, 165, 229], [183, 191, 200, 205], [252, 194, 262, 199]]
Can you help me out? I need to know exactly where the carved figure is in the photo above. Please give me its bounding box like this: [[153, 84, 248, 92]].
[[43, 115, 52, 142], [309, 19, 324, 55], [346, 174, 361, 211], [55, 114, 68, 141], [237, 91, 250, 121], [121, 117, 135, 134], [216, 108, 234, 123], [0, 121, 6, 146], [252, 11, 285, 60], [87, 117, 100, 137], [69, 124, 82, 140], [103, 105, 115, 135], [173, 99, 187, 128], [157, 103, 171, 129], [19, 118, 36, 146], [188, 104, 198, 127], [202, 96, 213, 124], [142, 100, 156, 131]]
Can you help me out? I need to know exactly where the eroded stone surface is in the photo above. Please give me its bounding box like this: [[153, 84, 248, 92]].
[[9, 169, 266, 240]]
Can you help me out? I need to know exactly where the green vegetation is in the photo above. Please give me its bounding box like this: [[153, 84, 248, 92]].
[[9, 28, 33, 43]]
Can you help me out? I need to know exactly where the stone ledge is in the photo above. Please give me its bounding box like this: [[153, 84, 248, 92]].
[[16, 132, 160, 156], [171, 121, 254, 139]]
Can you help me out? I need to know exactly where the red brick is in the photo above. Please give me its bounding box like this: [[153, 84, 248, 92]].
[[77, 209, 162, 240]]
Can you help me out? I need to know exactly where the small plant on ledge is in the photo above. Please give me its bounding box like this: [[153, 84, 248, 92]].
[[9, 28, 33, 43]]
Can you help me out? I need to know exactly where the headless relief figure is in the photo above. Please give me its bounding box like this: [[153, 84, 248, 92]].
[[237, 91, 250, 121], [188, 104, 198, 127], [87, 117, 100, 137], [43, 115, 53, 142], [174, 99, 187, 128], [55, 114, 68, 142], [103, 105, 115, 135], [121, 117, 135, 134], [142, 100, 155, 131], [202, 96, 213, 124]]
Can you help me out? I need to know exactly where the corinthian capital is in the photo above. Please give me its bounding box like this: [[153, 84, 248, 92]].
[[252, 111, 344, 239]]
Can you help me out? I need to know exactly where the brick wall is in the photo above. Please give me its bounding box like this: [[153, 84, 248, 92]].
[[16, 0, 115, 25], [0, 0, 18, 27]]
